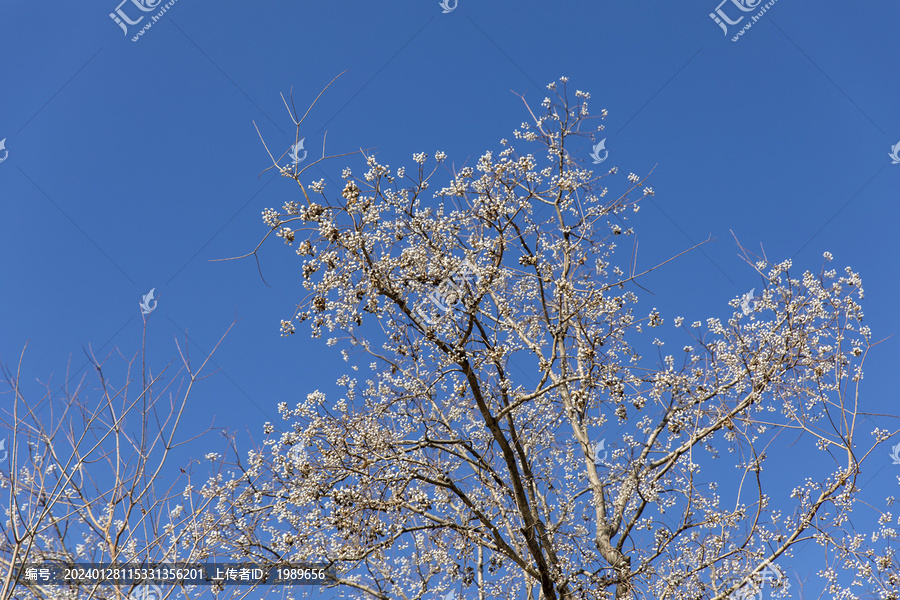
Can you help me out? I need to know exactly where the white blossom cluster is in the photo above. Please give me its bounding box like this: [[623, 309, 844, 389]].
[[195, 76, 898, 600], [1, 349, 229, 600]]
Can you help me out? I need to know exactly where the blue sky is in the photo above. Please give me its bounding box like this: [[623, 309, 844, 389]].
[[1, 1, 899, 597]]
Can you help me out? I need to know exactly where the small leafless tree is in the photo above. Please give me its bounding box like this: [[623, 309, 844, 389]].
[[197, 76, 899, 600], [0, 324, 247, 600]]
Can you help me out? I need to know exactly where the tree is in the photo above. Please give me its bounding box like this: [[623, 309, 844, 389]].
[[197, 76, 898, 600], [0, 325, 240, 600]]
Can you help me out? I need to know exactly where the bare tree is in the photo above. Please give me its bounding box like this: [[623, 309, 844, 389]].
[[196, 76, 899, 600], [0, 324, 244, 600]]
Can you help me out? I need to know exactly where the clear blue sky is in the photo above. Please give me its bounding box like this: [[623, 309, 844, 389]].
[[1, 1, 898, 598]]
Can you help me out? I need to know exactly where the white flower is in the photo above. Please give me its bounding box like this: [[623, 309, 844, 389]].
[[823, 251, 833, 261], [435, 151, 447, 162], [413, 152, 428, 164], [342, 181, 360, 201], [261, 208, 280, 228], [276, 227, 294, 244]]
